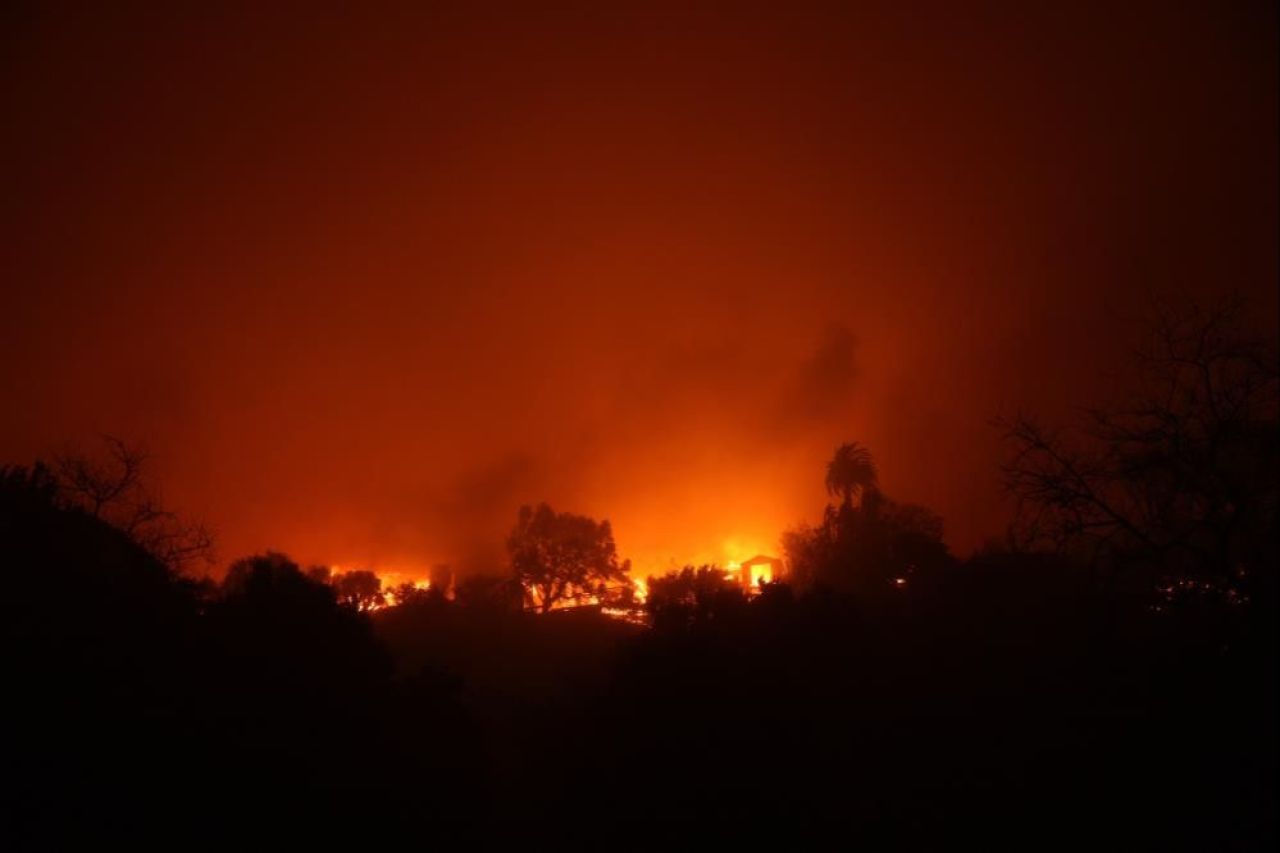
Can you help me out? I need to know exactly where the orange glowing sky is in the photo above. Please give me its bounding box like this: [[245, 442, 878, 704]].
[[2, 3, 1276, 579]]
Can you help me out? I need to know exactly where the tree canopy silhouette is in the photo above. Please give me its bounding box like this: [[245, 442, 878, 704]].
[[825, 441, 879, 510], [332, 568, 385, 611], [645, 564, 746, 630], [787, 442, 953, 594], [507, 503, 630, 612]]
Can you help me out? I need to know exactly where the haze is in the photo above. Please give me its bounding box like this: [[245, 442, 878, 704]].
[[3, 2, 1276, 578]]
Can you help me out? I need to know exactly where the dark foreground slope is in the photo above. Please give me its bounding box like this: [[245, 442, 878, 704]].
[[3, 467, 1275, 847]]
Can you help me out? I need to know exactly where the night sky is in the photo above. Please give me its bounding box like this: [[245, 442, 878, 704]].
[[3, 2, 1276, 578]]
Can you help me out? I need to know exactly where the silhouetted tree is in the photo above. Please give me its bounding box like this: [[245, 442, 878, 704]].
[[645, 564, 746, 629], [52, 435, 213, 571], [222, 551, 324, 599], [306, 564, 332, 584], [825, 441, 879, 510], [781, 522, 829, 592], [332, 568, 385, 611], [874, 499, 951, 585], [507, 503, 630, 613], [213, 552, 390, 699], [390, 581, 433, 607], [1001, 298, 1279, 608], [787, 444, 953, 594]]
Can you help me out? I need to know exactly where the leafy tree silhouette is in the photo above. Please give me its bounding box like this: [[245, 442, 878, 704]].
[[213, 552, 390, 693], [332, 568, 385, 611], [645, 564, 746, 630], [825, 441, 879, 510], [507, 503, 630, 612], [787, 442, 954, 595], [389, 580, 434, 607]]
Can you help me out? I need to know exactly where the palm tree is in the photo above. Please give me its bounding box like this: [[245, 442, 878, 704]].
[[825, 442, 879, 510]]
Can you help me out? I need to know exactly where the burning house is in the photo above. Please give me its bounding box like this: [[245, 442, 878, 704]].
[[732, 554, 784, 592]]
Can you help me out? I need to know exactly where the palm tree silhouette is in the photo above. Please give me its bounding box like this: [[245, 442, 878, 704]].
[[824, 442, 879, 510]]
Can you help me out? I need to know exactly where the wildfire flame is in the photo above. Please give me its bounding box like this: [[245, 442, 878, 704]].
[[324, 566, 433, 611], [324, 540, 771, 619]]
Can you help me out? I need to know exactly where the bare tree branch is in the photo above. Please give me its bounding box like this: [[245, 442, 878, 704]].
[[998, 297, 1278, 606], [52, 436, 215, 573]]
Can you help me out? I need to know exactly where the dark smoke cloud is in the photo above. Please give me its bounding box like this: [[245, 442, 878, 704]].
[[774, 323, 860, 436]]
